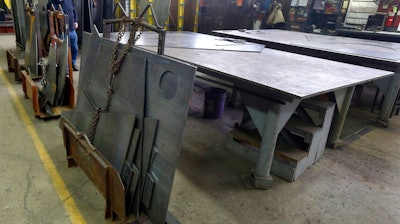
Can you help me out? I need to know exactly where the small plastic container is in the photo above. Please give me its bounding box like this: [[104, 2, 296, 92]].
[[203, 87, 227, 119]]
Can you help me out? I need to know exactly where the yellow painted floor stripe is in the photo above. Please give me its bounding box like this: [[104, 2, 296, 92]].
[[0, 70, 87, 224]]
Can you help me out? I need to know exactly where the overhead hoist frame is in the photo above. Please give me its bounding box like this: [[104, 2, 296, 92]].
[[103, 3, 166, 55]]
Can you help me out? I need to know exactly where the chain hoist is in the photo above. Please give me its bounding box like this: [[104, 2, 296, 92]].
[[88, 17, 144, 143]]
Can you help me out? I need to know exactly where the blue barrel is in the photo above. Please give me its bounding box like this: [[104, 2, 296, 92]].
[[204, 87, 227, 119]]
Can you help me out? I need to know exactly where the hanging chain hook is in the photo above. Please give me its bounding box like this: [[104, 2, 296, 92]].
[[88, 17, 144, 143]]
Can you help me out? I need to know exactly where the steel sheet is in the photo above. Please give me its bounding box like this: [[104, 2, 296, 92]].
[[138, 45, 393, 101], [41, 46, 57, 107], [55, 38, 69, 105], [109, 31, 265, 52], [93, 113, 136, 173], [65, 27, 196, 223], [10, 0, 27, 49], [25, 15, 39, 78], [213, 29, 400, 62]]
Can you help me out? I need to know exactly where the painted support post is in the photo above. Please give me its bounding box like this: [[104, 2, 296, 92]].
[[178, 0, 185, 31], [327, 86, 355, 148], [148, 0, 154, 25], [130, 0, 137, 18], [194, 0, 200, 32], [378, 68, 400, 126], [164, 17, 170, 30]]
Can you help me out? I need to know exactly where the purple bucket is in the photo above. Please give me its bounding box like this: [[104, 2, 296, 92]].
[[204, 87, 227, 119]]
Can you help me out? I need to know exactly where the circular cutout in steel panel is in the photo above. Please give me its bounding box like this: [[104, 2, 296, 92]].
[[159, 71, 178, 100]]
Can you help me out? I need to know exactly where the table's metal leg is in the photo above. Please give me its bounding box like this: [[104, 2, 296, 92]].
[[240, 91, 300, 188], [250, 107, 279, 187], [327, 86, 355, 148], [378, 69, 400, 126], [227, 88, 241, 107]]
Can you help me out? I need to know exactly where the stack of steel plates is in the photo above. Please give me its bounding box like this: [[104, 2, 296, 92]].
[[60, 27, 196, 223]]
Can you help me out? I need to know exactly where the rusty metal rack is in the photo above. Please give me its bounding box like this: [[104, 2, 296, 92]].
[[6, 49, 22, 82], [102, 3, 166, 56], [60, 4, 195, 223], [20, 7, 75, 119], [60, 117, 127, 220]]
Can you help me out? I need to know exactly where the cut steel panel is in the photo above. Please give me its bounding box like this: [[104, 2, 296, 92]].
[[135, 47, 196, 224], [55, 38, 69, 105], [93, 112, 136, 173], [65, 27, 196, 224], [10, 0, 27, 49]]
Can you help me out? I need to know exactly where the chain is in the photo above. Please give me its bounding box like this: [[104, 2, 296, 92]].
[[39, 58, 48, 87], [88, 107, 105, 142], [88, 17, 143, 143]]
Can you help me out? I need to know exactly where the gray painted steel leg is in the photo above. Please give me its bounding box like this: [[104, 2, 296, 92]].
[[378, 69, 400, 126], [251, 108, 279, 188], [240, 91, 300, 188], [228, 88, 241, 107], [327, 86, 355, 148]]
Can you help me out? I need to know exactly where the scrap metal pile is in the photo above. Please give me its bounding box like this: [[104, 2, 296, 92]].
[[59, 19, 196, 223]]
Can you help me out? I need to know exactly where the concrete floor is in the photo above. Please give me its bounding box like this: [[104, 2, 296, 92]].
[[1, 34, 400, 224]]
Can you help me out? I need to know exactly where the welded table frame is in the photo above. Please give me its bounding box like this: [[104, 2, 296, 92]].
[[135, 35, 393, 187], [192, 65, 356, 187], [212, 29, 400, 130]]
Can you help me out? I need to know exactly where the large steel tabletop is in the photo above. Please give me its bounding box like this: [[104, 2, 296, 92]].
[[135, 31, 265, 52], [111, 31, 393, 188], [133, 31, 391, 100], [213, 29, 400, 129], [212, 29, 400, 64]]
